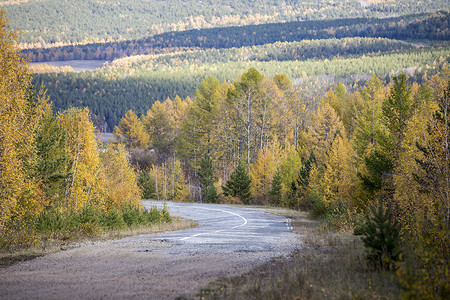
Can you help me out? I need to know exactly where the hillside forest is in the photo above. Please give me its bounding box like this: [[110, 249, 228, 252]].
[[26, 9, 450, 131], [5, 0, 449, 47]]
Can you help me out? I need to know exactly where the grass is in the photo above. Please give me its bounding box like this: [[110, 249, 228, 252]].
[[0, 216, 194, 269], [199, 208, 402, 299]]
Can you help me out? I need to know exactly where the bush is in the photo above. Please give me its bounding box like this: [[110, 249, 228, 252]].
[[77, 205, 100, 225], [30, 203, 173, 244], [143, 206, 162, 224], [100, 208, 127, 230], [122, 204, 142, 227], [35, 208, 66, 233], [204, 185, 219, 203], [160, 206, 172, 223]]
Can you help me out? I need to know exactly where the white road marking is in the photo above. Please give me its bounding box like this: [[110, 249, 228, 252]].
[[285, 218, 293, 231], [180, 206, 248, 241]]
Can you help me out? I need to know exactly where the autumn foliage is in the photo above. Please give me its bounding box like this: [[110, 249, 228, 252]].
[[0, 12, 148, 248], [110, 66, 449, 297]]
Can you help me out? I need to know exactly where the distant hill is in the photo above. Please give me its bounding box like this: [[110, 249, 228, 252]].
[[4, 0, 449, 47], [21, 11, 450, 63]]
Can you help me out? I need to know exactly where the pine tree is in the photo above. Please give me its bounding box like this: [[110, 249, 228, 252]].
[[35, 108, 69, 204], [269, 170, 282, 206], [352, 75, 387, 158], [222, 161, 251, 204], [296, 152, 316, 202], [359, 196, 401, 270], [360, 73, 413, 197], [382, 73, 413, 162], [138, 171, 156, 200], [198, 152, 218, 203]]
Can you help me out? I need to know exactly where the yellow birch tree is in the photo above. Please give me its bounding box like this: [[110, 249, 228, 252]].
[[0, 10, 49, 232], [100, 143, 141, 210], [57, 108, 103, 210]]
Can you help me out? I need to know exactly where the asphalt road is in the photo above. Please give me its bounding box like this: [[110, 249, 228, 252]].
[[144, 201, 296, 255], [0, 202, 299, 299]]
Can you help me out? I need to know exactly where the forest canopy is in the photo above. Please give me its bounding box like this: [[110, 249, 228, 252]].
[[5, 0, 449, 46]]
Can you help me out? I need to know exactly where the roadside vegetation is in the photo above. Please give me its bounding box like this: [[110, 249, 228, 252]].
[[0, 11, 174, 257]]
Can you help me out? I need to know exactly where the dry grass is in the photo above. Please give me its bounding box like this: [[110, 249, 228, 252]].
[[199, 209, 402, 299], [0, 217, 194, 268]]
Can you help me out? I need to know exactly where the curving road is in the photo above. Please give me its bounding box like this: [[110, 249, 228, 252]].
[[0, 202, 299, 299]]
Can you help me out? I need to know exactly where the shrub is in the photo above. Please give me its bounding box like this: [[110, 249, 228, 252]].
[[35, 208, 65, 233], [122, 204, 142, 227], [101, 208, 127, 230], [160, 206, 172, 223], [77, 205, 100, 225]]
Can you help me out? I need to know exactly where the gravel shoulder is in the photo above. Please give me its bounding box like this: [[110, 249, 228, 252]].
[[0, 202, 300, 299]]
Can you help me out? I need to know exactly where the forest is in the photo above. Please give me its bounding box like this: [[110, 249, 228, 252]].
[[5, 0, 449, 47], [31, 42, 450, 131], [23, 7, 449, 132], [22, 11, 450, 63]]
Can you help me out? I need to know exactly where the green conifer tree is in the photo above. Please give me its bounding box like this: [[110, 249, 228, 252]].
[[359, 196, 401, 270], [269, 169, 282, 206], [360, 73, 413, 197], [198, 152, 218, 203], [138, 171, 156, 200], [35, 109, 69, 204], [222, 161, 251, 204]]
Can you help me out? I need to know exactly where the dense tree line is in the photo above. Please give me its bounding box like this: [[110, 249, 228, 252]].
[[22, 11, 449, 63], [6, 0, 449, 46], [32, 44, 450, 130], [0, 13, 168, 249], [114, 67, 449, 297]]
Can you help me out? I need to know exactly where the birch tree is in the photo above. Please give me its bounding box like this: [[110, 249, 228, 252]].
[[0, 11, 48, 231], [57, 108, 103, 210], [227, 68, 264, 166]]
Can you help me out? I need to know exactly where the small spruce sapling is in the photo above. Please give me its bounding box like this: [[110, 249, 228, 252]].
[[358, 196, 401, 270]]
